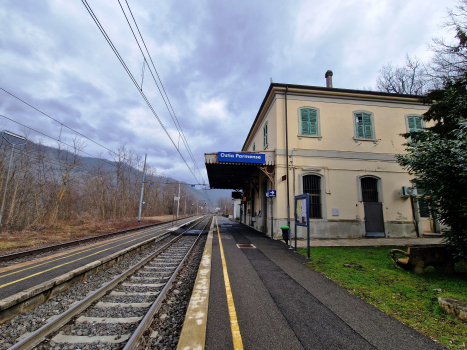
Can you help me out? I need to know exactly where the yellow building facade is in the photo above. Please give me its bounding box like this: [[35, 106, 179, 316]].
[[206, 80, 435, 239]]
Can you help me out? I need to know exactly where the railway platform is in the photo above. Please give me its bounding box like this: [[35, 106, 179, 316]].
[[179, 216, 446, 350]]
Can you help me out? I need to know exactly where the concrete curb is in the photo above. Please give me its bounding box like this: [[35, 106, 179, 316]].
[[176, 218, 215, 350], [0, 217, 201, 324]]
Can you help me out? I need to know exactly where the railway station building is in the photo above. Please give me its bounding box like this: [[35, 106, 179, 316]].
[[205, 72, 437, 239]]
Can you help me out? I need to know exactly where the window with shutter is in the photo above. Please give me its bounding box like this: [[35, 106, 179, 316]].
[[252, 143, 255, 151], [407, 116, 423, 132], [263, 123, 268, 147], [300, 109, 318, 135], [355, 112, 373, 139]]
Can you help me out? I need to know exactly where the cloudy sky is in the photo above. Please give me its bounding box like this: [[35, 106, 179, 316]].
[[0, 0, 458, 188]]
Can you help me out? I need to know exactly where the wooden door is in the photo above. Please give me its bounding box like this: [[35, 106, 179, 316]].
[[361, 177, 385, 237], [363, 202, 385, 236]]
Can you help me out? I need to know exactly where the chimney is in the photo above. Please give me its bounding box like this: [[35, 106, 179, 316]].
[[325, 70, 333, 88]]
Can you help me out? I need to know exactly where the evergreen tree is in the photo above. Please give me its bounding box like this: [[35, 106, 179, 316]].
[[397, 75, 467, 259]]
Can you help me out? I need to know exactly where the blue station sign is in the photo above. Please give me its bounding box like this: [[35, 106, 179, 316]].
[[265, 190, 276, 198], [218, 152, 265, 164]]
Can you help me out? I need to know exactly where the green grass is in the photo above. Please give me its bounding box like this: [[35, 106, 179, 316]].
[[297, 246, 467, 349]]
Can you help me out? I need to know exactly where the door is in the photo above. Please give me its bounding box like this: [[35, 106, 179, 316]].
[[419, 199, 440, 233], [361, 177, 385, 237], [364, 202, 385, 235]]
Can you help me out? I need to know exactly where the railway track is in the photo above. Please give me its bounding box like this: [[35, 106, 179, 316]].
[[8, 215, 212, 350], [0, 216, 196, 265]]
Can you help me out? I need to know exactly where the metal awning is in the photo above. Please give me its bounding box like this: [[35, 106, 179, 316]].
[[205, 152, 275, 190]]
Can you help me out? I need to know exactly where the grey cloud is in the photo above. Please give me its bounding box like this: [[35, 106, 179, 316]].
[[0, 0, 458, 183]]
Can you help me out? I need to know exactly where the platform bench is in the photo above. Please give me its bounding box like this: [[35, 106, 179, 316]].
[[390, 245, 455, 275]]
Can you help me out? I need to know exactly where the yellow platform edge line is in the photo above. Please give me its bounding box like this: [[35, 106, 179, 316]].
[[176, 218, 215, 350], [216, 217, 244, 350]]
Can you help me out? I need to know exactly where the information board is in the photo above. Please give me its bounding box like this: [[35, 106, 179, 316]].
[[295, 196, 308, 226], [294, 193, 311, 259]]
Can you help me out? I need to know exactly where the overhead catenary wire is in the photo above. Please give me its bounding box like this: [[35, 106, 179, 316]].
[[0, 113, 148, 179], [0, 143, 194, 191], [81, 0, 201, 185], [0, 87, 118, 158], [0, 114, 124, 171], [119, 0, 206, 185]]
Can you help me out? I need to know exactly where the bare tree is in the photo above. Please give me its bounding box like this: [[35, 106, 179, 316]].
[[430, 0, 467, 79], [376, 55, 430, 95]]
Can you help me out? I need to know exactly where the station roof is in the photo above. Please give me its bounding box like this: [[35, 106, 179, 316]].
[[205, 152, 274, 190]]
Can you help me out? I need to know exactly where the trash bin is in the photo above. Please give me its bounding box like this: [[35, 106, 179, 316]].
[[281, 226, 290, 244]]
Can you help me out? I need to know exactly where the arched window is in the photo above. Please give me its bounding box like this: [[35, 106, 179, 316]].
[[300, 109, 318, 136], [303, 174, 322, 218], [361, 177, 379, 202]]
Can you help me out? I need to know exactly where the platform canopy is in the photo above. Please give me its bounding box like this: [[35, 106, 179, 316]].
[[205, 151, 275, 190]]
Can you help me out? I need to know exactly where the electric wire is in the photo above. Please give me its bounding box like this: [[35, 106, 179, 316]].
[[120, 0, 206, 184], [81, 0, 200, 185], [0, 114, 123, 171], [0, 114, 145, 178], [0, 87, 118, 157], [0, 144, 197, 194]]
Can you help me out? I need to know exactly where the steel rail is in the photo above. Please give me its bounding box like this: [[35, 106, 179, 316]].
[[123, 215, 212, 350], [9, 215, 209, 350], [0, 215, 197, 263]]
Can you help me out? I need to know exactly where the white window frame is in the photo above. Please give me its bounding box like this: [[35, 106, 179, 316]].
[[263, 122, 268, 149], [353, 110, 376, 142], [298, 107, 321, 138]]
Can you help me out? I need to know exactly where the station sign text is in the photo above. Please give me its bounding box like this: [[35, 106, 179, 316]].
[[218, 152, 265, 164]]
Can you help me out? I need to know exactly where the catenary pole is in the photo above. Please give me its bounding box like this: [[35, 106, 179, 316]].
[[137, 153, 147, 222], [176, 182, 180, 222]]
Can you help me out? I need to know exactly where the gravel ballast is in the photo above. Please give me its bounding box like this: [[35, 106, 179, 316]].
[[0, 235, 173, 349], [138, 235, 208, 350]]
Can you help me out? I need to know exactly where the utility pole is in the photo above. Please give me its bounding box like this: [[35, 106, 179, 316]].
[[176, 182, 180, 223], [197, 200, 199, 215], [137, 153, 147, 222], [184, 188, 186, 216]]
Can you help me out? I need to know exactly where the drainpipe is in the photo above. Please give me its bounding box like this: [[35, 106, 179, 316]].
[[285, 86, 291, 231]]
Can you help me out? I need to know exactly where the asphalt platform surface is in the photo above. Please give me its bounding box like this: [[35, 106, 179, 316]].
[[206, 216, 447, 350], [0, 216, 198, 300]]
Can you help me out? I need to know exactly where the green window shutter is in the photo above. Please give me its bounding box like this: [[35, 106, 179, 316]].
[[415, 117, 423, 131], [408, 116, 423, 132], [355, 113, 364, 138], [355, 113, 372, 139], [301, 110, 310, 135], [362, 113, 372, 138], [309, 110, 318, 135], [407, 116, 415, 131], [301, 109, 318, 135]]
